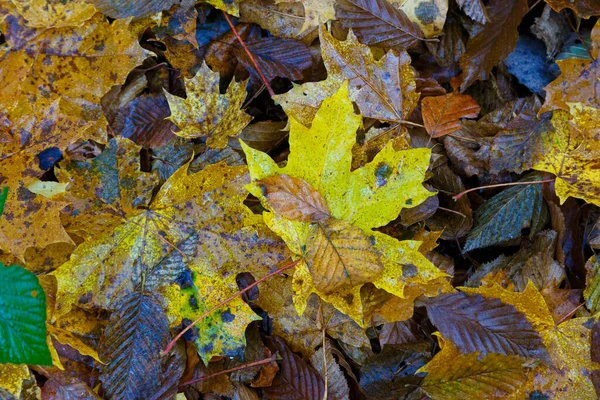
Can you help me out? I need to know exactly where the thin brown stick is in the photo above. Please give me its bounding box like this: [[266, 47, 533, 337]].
[[222, 11, 275, 96], [452, 178, 555, 201], [566, 12, 595, 61], [180, 355, 277, 386], [437, 206, 467, 218], [162, 259, 300, 355], [557, 302, 586, 325]]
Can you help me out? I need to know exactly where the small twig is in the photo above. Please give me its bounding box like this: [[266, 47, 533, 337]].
[[566, 12, 595, 61], [162, 259, 300, 355], [452, 179, 555, 201], [222, 11, 275, 97], [400, 120, 425, 128], [180, 355, 278, 386], [446, 133, 478, 143], [437, 206, 466, 218], [527, 0, 542, 14], [557, 302, 586, 325]]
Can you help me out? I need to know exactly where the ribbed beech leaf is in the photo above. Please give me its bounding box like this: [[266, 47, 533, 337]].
[[459, 0, 528, 90], [257, 174, 330, 223], [422, 93, 480, 138], [99, 292, 177, 400], [234, 37, 312, 83], [305, 218, 383, 294], [336, 0, 424, 50], [0, 263, 52, 365], [309, 342, 350, 400], [463, 173, 548, 252], [424, 292, 549, 360], [263, 336, 325, 400]]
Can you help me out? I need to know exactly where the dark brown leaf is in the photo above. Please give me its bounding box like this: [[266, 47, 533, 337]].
[[263, 336, 325, 400], [336, 0, 424, 50], [112, 94, 177, 148], [230, 121, 288, 154], [423, 292, 550, 360], [359, 342, 431, 399], [544, 0, 600, 18], [459, 0, 528, 91], [379, 319, 422, 347], [99, 292, 175, 400], [257, 174, 330, 222], [234, 37, 313, 84], [42, 376, 100, 400]]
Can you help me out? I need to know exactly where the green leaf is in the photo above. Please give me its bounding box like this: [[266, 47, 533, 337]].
[[463, 173, 548, 252], [0, 263, 52, 365], [0, 186, 7, 217]]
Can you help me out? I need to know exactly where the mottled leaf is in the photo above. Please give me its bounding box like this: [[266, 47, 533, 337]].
[[91, 0, 176, 19], [464, 173, 548, 252], [165, 62, 252, 148], [257, 174, 330, 223]]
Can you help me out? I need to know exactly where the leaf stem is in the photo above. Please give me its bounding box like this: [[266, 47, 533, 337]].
[[222, 11, 275, 97], [162, 259, 300, 355], [452, 178, 555, 201], [179, 355, 278, 386], [557, 302, 586, 325]]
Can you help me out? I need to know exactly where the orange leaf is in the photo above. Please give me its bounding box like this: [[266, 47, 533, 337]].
[[257, 174, 330, 222], [422, 93, 480, 138]]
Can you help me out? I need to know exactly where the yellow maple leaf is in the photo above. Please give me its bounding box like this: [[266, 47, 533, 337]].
[[242, 82, 449, 326], [532, 104, 600, 207], [165, 62, 252, 148]]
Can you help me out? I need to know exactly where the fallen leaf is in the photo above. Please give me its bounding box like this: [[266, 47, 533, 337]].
[[165, 62, 252, 148], [422, 92, 480, 138]]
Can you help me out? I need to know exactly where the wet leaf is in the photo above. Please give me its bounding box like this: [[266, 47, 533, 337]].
[[165, 62, 252, 148], [0, 263, 52, 365], [336, 0, 425, 49], [422, 92, 480, 138], [423, 291, 549, 359]]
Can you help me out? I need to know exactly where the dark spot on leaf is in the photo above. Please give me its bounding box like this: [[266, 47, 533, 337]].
[[31, 290, 38, 298], [406, 198, 413, 206], [343, 294, 354, 305], [188, 295, 199, 310], [202, 342, 213, 354], [37, 147, 62, 170], [176, 269, 193, 289], [414, 1, 438, 25], [528, 392, 549, 400], [375, 163, 392, 187], [221, 310, 235, 323], [402, 264, 418, 278], [79, 292, 92, 304]]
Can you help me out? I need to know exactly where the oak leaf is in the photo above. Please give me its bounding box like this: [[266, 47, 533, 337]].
[[165, 62, 252, 148]]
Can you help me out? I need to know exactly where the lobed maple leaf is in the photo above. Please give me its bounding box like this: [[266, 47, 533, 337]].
[[243, 82, 450, 326]]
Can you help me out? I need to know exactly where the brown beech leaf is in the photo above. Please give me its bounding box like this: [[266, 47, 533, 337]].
[[423, 292, 550, 360], [422, 93, 480, 138], [305, 218, 384, 294], [229, 121, 288, 153], [309, 341, 351, 400], [459, 0, 528, 91], [263, 336, 325, 400], [455, 0, 489, 24], [99, 292, 181, 400], [336, 0, 424, 50], [112, 93, 177, 148], [257, 174, 331, 222], [42, 375, 100, 400], [234, 37, 313, 83]]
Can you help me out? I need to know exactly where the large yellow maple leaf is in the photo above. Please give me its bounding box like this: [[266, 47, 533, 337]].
[[242, 82, 450, 326]]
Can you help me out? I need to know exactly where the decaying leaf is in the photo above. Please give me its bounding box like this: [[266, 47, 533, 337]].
[[165, 62, 252, 148], [422, 92, 480, 138]]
